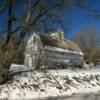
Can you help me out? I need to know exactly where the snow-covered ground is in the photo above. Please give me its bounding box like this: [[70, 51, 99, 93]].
[[0, 64, 100, 100]]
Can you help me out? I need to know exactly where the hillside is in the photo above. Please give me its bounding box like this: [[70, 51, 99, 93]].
[[0, 64, 100, 99]]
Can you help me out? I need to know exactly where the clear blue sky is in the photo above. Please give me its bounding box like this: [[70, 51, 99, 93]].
[[0, 0, 100, 39], [62, 0, 100, 39]]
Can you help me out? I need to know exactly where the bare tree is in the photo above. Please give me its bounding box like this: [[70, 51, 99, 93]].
[[0, 0, 100, 83], [73, 28, 100, 63], [0, 0, 100, 50]]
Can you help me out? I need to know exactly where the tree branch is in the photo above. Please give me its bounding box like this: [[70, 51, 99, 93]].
[[0, 0, 7, 14], [15, 1, 62, 49]]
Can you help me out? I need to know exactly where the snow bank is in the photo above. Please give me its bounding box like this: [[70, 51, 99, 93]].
[[0, 64, 100, 99]]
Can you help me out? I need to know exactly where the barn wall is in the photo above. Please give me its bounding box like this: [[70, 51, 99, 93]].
[[42, 46, 84, 68]]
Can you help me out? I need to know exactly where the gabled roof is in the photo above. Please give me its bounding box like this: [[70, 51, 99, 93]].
[[39, 34, 82, 52]]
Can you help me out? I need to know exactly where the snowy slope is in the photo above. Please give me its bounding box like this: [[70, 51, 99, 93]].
[[0, 64, 100, 99]]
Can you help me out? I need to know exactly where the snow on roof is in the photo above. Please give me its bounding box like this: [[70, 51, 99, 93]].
[[39, 34, 82, 53]]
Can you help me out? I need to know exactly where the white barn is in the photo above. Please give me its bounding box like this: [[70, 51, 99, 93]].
[[25, 31, 84, 69]]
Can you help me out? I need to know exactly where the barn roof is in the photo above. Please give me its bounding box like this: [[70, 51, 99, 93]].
[[39, 34, 82, 52]]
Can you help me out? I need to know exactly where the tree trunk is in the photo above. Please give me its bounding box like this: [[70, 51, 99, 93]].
[[4, 0, 13, 49], [0, 51, 11, 84], [0, 0, 13, 84], [0, 63, 10, 84]]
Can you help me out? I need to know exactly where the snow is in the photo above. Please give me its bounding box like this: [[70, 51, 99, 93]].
[[0, 64, 100, 99]]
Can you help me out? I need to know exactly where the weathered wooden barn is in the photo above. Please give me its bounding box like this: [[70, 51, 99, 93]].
[[25, 31, 84, 69]]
